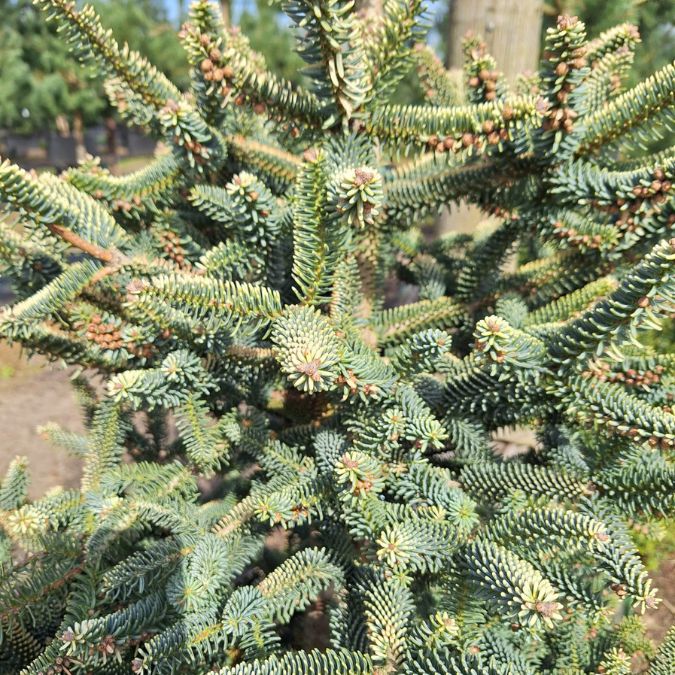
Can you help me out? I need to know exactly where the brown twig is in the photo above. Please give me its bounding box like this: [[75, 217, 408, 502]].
[[227, 345, 277, 360], [46, 223, 117, 263]]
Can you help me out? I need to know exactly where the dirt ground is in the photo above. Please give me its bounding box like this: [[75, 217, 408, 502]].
[[646, 557, 675, 644], [0, 342, 83, 499]]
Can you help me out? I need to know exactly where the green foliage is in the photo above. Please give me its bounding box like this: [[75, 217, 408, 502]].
[[0, 3, 673, 674], [0, 0, 188, 133], [650, 624, 675, 675], [545, 0, 675, 90]]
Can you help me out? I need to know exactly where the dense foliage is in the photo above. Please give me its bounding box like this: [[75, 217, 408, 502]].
[[0, 1, 673, 673]]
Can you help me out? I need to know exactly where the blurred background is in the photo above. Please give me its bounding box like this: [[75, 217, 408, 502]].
[[0, 0, 673, 643]]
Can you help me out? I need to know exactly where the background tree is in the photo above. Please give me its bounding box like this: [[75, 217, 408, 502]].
[[220, 0, 230, 25], [0, 0, 101, 136], [0, 0, 188, 138], [238, 0, 303, 83]]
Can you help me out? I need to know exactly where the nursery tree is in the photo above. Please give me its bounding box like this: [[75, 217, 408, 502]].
[[0, 0, 188, 134], [0, 0, 101, 135], [238, 0, 305, 85], [0, 1, 674, 673]]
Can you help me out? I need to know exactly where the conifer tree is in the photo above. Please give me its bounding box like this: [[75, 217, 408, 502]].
[[0, 2, 673, 673]]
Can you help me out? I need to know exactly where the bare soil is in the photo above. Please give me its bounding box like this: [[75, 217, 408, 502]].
[[0, 343, 83, 499], [645, 557, 675, 644]]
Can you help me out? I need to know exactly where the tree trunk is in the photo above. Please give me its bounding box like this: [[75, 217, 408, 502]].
[[446, 0, 543, 80], [55, 115, 70, 137], [72, 111, 86, 163], [220, 0, 230, 26], [439, 0, 543, 234], [105, 116, 118, 159]]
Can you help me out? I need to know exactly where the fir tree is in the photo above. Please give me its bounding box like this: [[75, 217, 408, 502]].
[[0, 2, 673, 673]]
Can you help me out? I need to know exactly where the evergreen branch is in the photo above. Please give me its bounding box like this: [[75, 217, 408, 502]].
[[63, 153, 182, 220], [0, 457, 29, 510], [415, 45, 464, 107], [524, 276, 619, 326], [135, 272, 283, 327], [650, 625, 675, 674], [45, 223, 117, 263], [291, 151, 349, 304], [581, 48, 636, 113], [176, 394, 230, 474], [271, 305, 341, 393], [364, 575, 414, 670], [35, 0, 225, 162], [373, 297, 467, 346], [228, 134, 301, 189], [550, 154, 674, 212], [0, 157, 128, 252], [35, 0, 180, 108], [1, 259, 102, 324], [284, 0, 369, 122], [367, 97, 541, 151], [555, 376, 675, 445], [222, 46, 326, 128], [38, 423, 89, 458], [462, 33, 506, 105], [404, 648, 508, 674], [534, 14, 588, 155], [578, 62, 675, 154], [182, 10, 327, 128], [215, 649, 373, 674], [384, 155, 500, 224], [362, 0, 428, 106], [81, 398, 126, 491], [460, 462, 589, 501], [462, 540, 563, 629], [585, 23, 640, 63], [257, 547, 344, 623], [549, 238, 674, 364], [457, 218, 523, 301]]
